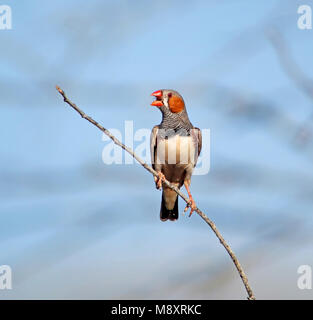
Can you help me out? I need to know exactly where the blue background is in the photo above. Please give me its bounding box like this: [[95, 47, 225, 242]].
[[1, 0, 313, 299]]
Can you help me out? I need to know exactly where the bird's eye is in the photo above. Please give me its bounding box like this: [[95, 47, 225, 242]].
[[168, 93, 172, 98]]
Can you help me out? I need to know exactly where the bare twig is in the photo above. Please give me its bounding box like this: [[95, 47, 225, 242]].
[[56, 85, 256, 300]]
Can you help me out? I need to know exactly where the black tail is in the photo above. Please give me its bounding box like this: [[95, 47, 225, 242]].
[[160, 194, 179, 222]]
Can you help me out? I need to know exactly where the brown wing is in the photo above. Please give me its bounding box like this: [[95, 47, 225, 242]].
[[150, 125, 159, 170]]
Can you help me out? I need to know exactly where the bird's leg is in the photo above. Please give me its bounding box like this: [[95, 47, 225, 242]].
[[184, 181, 196, 217], [154, 171, 165, 190]]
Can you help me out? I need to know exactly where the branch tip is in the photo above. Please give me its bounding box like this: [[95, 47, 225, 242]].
[[56, 85, 64, 95]]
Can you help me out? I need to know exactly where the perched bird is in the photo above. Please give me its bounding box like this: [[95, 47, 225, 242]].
[[150, 89, 202, 221]]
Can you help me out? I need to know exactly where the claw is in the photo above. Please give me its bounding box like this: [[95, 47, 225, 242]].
[[184, 181, 197, 217], [184, 197, 196, 217], [155, 172, 165, 190]]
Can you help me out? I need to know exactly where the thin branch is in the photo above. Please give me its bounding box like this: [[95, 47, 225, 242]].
[[56, 85, 256, 300]]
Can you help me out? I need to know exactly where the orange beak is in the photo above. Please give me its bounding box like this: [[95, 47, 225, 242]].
[[151, 90, 163, 107]]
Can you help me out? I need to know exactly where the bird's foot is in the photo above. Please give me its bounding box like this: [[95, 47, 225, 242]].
[[184, 197, 196, 217], [154, 172, 165, 190], [183, 181, 196, 217]]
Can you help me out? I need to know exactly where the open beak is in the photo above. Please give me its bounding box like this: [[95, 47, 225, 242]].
[[151, 90, 163, 107]]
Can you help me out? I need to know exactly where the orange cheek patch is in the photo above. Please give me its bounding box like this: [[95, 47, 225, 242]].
[[169, 96, 184, 113]]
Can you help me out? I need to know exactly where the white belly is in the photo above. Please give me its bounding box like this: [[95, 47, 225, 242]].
[[155, 135, 196, 166]]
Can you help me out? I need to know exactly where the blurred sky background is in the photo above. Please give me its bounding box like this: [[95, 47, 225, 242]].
[[1, 0, 313, 299]]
